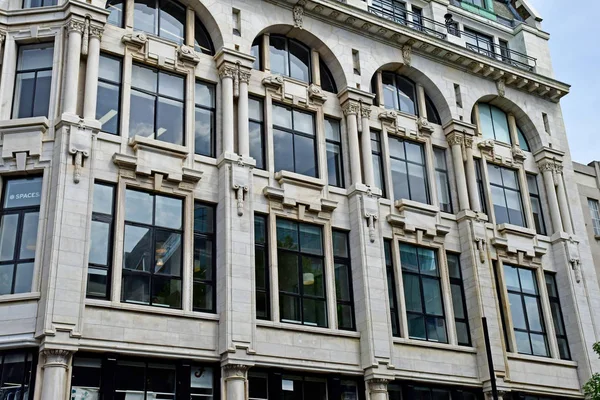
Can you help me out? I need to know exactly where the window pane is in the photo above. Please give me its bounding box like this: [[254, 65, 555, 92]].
[[396, 76, 416, 115], [0, 214, 19, 261], [152, 276, 181, 308], [299, 224, 322, 255], [490, 105, 511, 144], [550, 302, 565, 335], [155, 195, 182, 229], [324, 119, 341, 141], [407, 314, 426, 339], [436, 171, 451, 213], [403, 273, 422, 312], [0, 264, 13, 295], [514, 330, 532, 354], [273, 104, 292, 128], [194, 19, 213, 54], [255, 249, 266, 289], [302, 257, 324, 297], [193, 281, 213, 311], [288, 40, 310, 82], [418, 248, 437, 276], [193, 237, 213, 280], [505, 190, 524, 227], [250, 120, 264, 169], [293, 111, 314, 135], [456, 321, 470, 345], [195, 81, 215, 108], [422, 278, 443, 316], [303, 298, 327, 327], [372, 153, 385, 194], [326, 142, 343, 188], [280, 294, 301, 323], [391, 159, 409, 201], [447, 254, 461, 279], [195, 107, 214, 157], [147, 362, 176, 394], [154, 231, 182, 276], [407, 164, 428, 204], [518, 268, 537, 295], [487, 165, 503, 186], [400, 244, 418, 272], [133, 0, 157, 35], [478, 104, 494, 141], [524, 296, 543, 331], [451, 284, 465, 319], [1, 354, 25, 395], [122, 274, 150, 304], [159, 72, 184, 100], [278, 251, 299, 293], [194, 204, 214, 233], [293, 135, 316, 177], [273, 129, 294, 173], [18, 44, 54, 70], [504, 265, 520, 292], [332, 231, 348, 258], [116, 361, 145, 392], [557, 338, 570, 360], [256, 291, 268, 319], [382, 72, 399, 110], [32, 70, 52, 118], [123, 225, 152, 271], [335, 264, 351, 301], [277, 220, 298, 250], [530, 333, 548, 357], [89, 220, 110, 265], [106, 0, 124, 26], [129, 90, 156, 138], [501, 168, 519, 189], [13, 72, 35, 119], [426, 317, 447, 343], [87, 267, 108, 298], [405, 141, 422, 164], [508, 293, 527, 330], [125, 190, 153, 224], [158, 0, 186, 44], [156, 97, 184, 145], [97, 81, 120, 135], [14, 262, 34, 293], [491, 186, 509, 225], [131, 64, 157, 92], [269, 36, 288, 77]]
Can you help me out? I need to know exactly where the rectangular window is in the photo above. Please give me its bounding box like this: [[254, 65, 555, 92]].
[[0, 177, 42, 296], [249, 97, 265, 170], [255, 214, 270, 320], [389, 137, 429, 205], [87, 182, 116, 299], [475, 159, 488, 215], [464, 28, 493, 58], [23, 0, 56, 8], [272, 104, 317, 178], [371, 131, 386, 197], [193, 202, 216, 312], [97, 54, 122, 135], [433, 148, 452, 213], [276, 219, 327, 327], [447, 254, 470, 346], [333, 230, 354, 330], [106, 0, 124, 27], [0, 350, 35, 400], [527, 174, 547, 235], [503, 265, 548, 357], [371, 0, 407, 25], [411, 6, 423, 31], [544, 273, 571, 360], [588, 199, 600, 236], [499, 39, 510, 62], [122, 189, 183, 308], [280, 376, 327, 400], [13, 43, 54, 119], [385, 240, 400, 337], [195, 80, 216, 157], [325, 118, 344, 188], [129, 64, 185, 145], [400, 243, 447, 343], [71, 356, 101, 398], [488, 165, 525, 227], [249, 373, 268, 400]]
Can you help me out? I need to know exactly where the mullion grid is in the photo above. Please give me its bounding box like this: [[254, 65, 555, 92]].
[[402, 245, 447, 343], [447, 254, 471, 346], [508, 266, 549, 357], [194, 80, 216, 157], [384, 240, 400, 337], [332, 230, 354, 331], [490, 165, 525, 227], [325, 118, 344, 188], [123, 192, 183, 308], [193, 203, 216, 313], [527, 174, 547, 235], [249, 96, 265, 169], [98, 54, 122, 135], [13, 59, 52, 119], [277, 222, 326, 327], [390, 138, 429, 204], [434, 148, 452, 213], [545, 273, 571, 360], [273, 104, 317, 177]]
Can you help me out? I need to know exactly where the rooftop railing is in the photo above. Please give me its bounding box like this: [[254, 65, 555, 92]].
[[368, 5, 448, 40]]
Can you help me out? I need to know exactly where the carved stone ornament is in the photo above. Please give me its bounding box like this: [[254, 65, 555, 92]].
[[417, 117, 434, 135], [330, 10, 340, 18], [567, 237, 582, 283], [262, 74, 284, 91], [464, 136, 473, 149], [68, 123, 92, 184], [367, 378, 389, 393], [81, 19, 90, 56], [42, 349, 72, 368], [223, 364, 249, 380], [219, 65, 237, 80], [474, 237, 487, 263], [477, 139, 495, 157], [89, 24, 104, 39], [66, 19, 85, 34], [378, 110, 397, 124], [313, 5, 324, 13], [345, 17, 356, 25], [231, 161, 250, 217], [342, 102, 360, 116], [308, 84, 327, 104], [362, 22, 373, 31], [360, 104, 372, 119], [446, 132, 464, 147], [402, 44, 412, 67], [178, 45, 200, 65], [122, 32, 148, 50], [537, 159, 557, 173], [293, 3, 304, 29], [496, 78, 506, 97], [511, 145, 526, 164]]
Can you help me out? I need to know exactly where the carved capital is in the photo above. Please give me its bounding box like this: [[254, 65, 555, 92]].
[[537, 159, 556, 173], [342, 101, 360, 116], [42, 349, 72, 368], [464, 136, 473, 149], [219, 65, 237, 80], [402, 44, 412, 66], [360, 104, 372, 119], [554, 163, 564, 175], [239, 70, 251, 84], [89, 25, 104, 39], [66, 19, 85, 34], [223, 364, 249, 380], [367, 378, 389, 393], [446, 132, 464, 147]]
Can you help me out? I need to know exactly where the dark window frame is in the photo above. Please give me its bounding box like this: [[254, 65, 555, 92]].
[[475, 158, 488, 215], [381, 71, 418, 116], [388, 137, 430, 205], [319, 60, 338, 93], [86, 181, 116, 300], [194, 79, 216, 157], [133, 0, 187, 44], [249, 96, 265, 170], [488, 164, 526, 227], [424, 93, 441, 125], [193, 202, 216, 313], [447, 253, 471, 346], [325, 117, 345, 188], [22, 0, 56, 9], [433, 147, 452, 213], [269, 34, 312, 83], [0, 349, 37, 400], [385, 239, 400, 337], [12, 43, 54, 119], [371, 131, 387, 198], [526, 173, 547, 236], [255, 213, 270, 320], [332, 229, 355, 331], [588, 198, 600, 236], [122, 188, 184, 309], [97, 53, 123, 135], [544, 272, 571, 360]]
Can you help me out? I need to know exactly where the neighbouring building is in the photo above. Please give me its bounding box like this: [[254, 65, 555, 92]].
[[0, 0, 598, 399]]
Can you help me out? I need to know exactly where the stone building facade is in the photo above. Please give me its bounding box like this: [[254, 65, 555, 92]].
[[0, 0, 598, 399]]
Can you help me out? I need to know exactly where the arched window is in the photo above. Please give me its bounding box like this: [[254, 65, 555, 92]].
[[194, 18, 214, 55], [319, 61, 337, 93], [477, 103, 531, 152], [269, 35, 311, 82], [106, 0, 124, 27], [425, 93, 441, 125]]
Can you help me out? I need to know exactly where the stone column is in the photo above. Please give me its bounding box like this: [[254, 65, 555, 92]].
[[237, 69, 251, 157], [40, 349, 72, 400], [366, 378, 389, 400], [220, 65, 235, 155], [360, 104, 375, 187], [63, 19, 84, 116], [539, 160, 563, 234], [223, 364, 249, 400], [343, 102, 363, 186], [464, 136, 481, 212], [83, 26, 103, 121], [447, 133, 470, 211], [555, 165, 574, 235]]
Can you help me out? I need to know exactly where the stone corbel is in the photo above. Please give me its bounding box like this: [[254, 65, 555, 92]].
[[511, 145, 526, 164], [231, 161, 250, 217], [122, 32, 148, 51], [362, 195, 379, 243], [475, 237, 487, 263], [566, 237, 581, 283], [308, 84, 327, 105], [223, 364, 249, 380], [417, 117, 434, 136], [177, 45, 200, 65], [262, 74, 284, 92], [478, 139, 495, 158], [293, 0, 306, 29], [68, 122, 92, 184], [402, 44, 412, 66], [496, 78, 506, 97]]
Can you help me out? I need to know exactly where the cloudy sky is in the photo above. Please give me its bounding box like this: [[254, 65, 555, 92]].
[[526, 0, 600, 164]]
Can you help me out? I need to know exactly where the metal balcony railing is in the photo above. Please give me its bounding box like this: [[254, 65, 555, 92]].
[[368, 4, 448, 40], [460, 29, 536, 72]]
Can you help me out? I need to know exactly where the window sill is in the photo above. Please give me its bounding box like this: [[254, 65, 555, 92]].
[[0, 292, 41, 304], [129, 135, 188, 157], [394, 199, 439, 216], [256, 320, 361, 338], [85, 299, 220, 321], [0, 116, 49, 131], [497, 223, 536, 238], [393, 337, 477, 353], [97, 131, 122, 144], [193, 154, 217, 166], [507, 352, 577, 367], [275, 170, 325, 190], [253, 168, 270, 178], [328, 186, 348, 196]]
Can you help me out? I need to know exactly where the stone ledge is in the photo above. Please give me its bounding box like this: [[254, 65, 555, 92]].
[[506, 352, 578, 368], [394, 199, 439, 216], [497, 223, 537, 238], [129, 135, 188, 157], [255, 320, 361, 339], [85, 299, 221, 321], [275, 170, 325, 190], [0, 291, 41, 304], [392, 337, 477, 354]]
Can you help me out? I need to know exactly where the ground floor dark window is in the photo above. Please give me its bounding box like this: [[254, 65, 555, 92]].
[[0, 349, 36, 400], [390, 381, 483, 400]]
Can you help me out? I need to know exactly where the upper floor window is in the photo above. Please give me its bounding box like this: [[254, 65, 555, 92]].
[[0, 177, 42, 296], [23, 0, 56, 8], [389, 137, 429, 204], [447, 254, 470, 346], [527, 174, 546, 235], [193, 202, 216, 312], [333, 230, 354, 330], [194, 81, 216, 157], [249, 97, 265, 170], [106, 0, 124, 27], [371, 131, 387, 198], [544, 273, 571, 360], [325, 118, 344, 188], [272, 104, 317, 178], [464, 28, 493, 57], [588, 199, 600, 236], [255, 214, 270, 320], [488, 165, 525, 227], [134, 0, 186, 44], [130, 64, 185, 145], [478, 103, 531, 151], [433, 147, 452, 213], [97, 54, 122, 135], [382, 72, 416, 115], [194, 18, 214, 55], [0, 350, 35, 400], [13, 44, 53, 119], [385, 240, 400, 337], [122, 189, 183, 308], [270, 35, 311, 83]]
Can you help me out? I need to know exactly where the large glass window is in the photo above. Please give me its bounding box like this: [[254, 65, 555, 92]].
[[371, 131, 386, 197], [71, 357, 101, 399], [588, 199, 600, 236], [116, 360, 176, 399], [106, 0, 124, 27], [475, 159, 488, 215], [129, 64, 185, 145], [381, 72, 417, 115], [503, 265, 548, 357], [0, 350, 35, 400], [122, 189, 183, 308], [193, 203, 215, 312], [255, 214, 270, 320], [87, 182, 115, 299], [12, 44, 53, 119], [478, 103, 510, 144], [325, 118, 344, 188], [269, 35, 311, 83], [464, 28, 493, 58], [447, 254, 470, 346], [194, 18, 214, 55], [544, 273, 571, 360], [272, 104, 317, 178], [333, 230, 354, 330], [23, 0, 56, 8], [488, 165, 525, 227], [389, 137, 429, 204], [195, 81, 216, 157], [0, 177, 42, 296], [134, 0, 186, 44], [249, 97, 265, 170], [97, 54, 122, 135], [385, 240, 400, 337], [276, 219, 327, 327], [400, 243, 446, 343], [527, 174, 547, 235], [433, 148, 452, 213]]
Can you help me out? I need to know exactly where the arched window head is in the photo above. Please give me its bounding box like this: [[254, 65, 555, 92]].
[[477, 103, 530, 152], [269, 35, 311, 82], [319, 61, 337, 93], [194, 18, 214, 55], [425, 93, 441, 125]]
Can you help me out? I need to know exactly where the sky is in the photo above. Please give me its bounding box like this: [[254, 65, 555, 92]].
[[526, 0, 600, 164]]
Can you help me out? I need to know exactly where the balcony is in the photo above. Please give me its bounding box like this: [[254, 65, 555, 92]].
[[368, 5, 448, 40]]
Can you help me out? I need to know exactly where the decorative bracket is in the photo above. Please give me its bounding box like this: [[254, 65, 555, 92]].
[[362, 194, 379, 243], [231, 161, 251, 217], [293, 0, 306, 29], [474, 237, 487, 263], [262, 74, 284, 92], [68, 122, 92, 184], [122, 32, 148, 51], [178, 45, 200, 65]]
